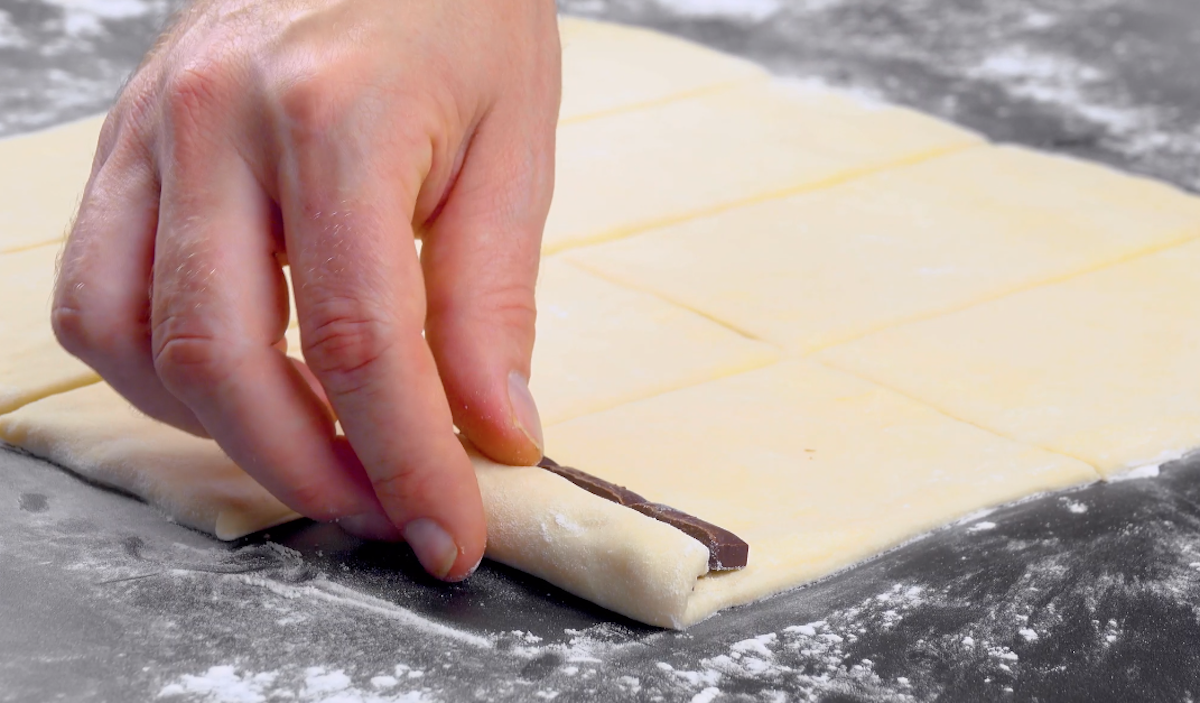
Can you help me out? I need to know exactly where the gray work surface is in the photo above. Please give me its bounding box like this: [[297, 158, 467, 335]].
[[2, 1, 1199, 701]]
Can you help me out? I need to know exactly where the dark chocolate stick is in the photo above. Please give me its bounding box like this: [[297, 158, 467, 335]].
[[629, 503, 749, 571], [538, 456, 749, 570], [537, 457, 647, 506]]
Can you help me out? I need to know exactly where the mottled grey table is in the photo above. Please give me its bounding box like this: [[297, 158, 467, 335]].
[[3, 1, 1199, 701]]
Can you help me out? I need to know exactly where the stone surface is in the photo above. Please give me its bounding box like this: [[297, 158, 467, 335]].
[[2, 1, 1199, 701]]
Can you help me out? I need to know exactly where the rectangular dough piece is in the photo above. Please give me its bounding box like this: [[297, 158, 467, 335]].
[[558, 16, 767, 122], [0, 383, 301, 540], [566, 145, 1200, 354], [0, 244, 99, 414], [0, 116, 101, 253], [545, 359, 1098, 626], [817, 238, 1200, 477], [545, 79, 983, 253], [532, 258, 779, 425]]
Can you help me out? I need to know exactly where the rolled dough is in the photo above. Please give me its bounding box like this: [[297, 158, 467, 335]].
[[3, 17, 1200, 628]]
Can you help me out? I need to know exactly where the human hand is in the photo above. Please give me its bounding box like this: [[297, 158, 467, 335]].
[[52, 0, 561, 580]]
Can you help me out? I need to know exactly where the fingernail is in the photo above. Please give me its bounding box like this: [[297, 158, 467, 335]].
[[339, 513, 403, 541], [445, 553, 483, 584], [508, 371, 544, 453], [403, 518, 459, 580]]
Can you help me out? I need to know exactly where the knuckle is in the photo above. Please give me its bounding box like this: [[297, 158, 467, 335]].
[[163, 61, 233, 127], [272, 65, 354, 143], [151, 316, 236, 392], [51, 272, 128, 363], [368, 467, 430, 511], [300, 299, 396, 394], [50, 294, 92, 359]]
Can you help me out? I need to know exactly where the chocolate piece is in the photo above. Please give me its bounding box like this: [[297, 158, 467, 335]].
[[629, 502, 749, 571], [537, 456, 749, 571], [537, 457, 647, 506]]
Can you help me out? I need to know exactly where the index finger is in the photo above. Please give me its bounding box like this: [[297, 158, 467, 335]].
[[279, 119, 486, 582]]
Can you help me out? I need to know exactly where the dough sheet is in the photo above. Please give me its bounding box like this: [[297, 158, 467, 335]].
[[566, 145, 1200, 353], [545, 79, 982, 253], [0, 243, 99, 413], [818, 238, 1200, 476], [3, 17, 1200, 628], [0, 116, 101, 253]]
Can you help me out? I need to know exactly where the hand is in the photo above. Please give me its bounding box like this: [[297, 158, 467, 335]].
[[52, 0, 560, 580]]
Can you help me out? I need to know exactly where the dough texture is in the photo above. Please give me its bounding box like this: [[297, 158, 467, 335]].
[[0, 383, 300, 540], [0, 243, 99, 413], [531, 259, 778, 425], [0, 116, 101, 253], [566, 145, 1200, 354], [818, 238, 1200, 476], [545, 80, 981, 253], [2, 18, 1200, 628]]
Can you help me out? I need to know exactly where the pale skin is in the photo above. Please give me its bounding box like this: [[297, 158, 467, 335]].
[[52, 0, 562, 581]]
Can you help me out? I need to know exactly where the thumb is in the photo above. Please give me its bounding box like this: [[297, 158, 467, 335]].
[[421, 109, 555, 467]]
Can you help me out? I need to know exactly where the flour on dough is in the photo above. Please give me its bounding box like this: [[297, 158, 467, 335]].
[[0, 243, 99, 414]]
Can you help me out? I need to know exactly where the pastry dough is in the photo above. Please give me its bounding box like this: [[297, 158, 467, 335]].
[[2, 18, 1200, 629], [531, 259, 778, 424], [0, 116, 101, 253], [545, 80, 982, 253], [566, 145, 1200, 353], [0, 383, 299, 540], [818, 238, 1200, 476], [558, 16, 767, 122], [544, 359, 1097, 626], [0, 243, 99, 413]]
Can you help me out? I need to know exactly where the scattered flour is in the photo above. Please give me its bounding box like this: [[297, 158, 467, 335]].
[[158, 666, 432, 703]]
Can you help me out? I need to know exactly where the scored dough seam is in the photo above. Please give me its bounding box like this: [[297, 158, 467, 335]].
[[542, 141, 984, 255], [2, 237, 69, 256], [558, 76, 769, 127], [811, 357, 1106, 480], [805, 226, 1200, 357], [548, 257, 772, 347]]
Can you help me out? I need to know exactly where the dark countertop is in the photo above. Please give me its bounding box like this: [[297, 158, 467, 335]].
[[2, 1, 1199, 701]]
